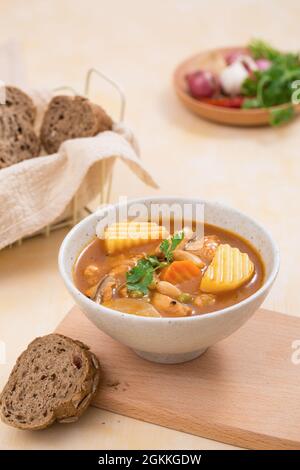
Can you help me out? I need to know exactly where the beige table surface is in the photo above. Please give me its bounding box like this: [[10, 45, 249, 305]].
[[1, 0, 300, 450]]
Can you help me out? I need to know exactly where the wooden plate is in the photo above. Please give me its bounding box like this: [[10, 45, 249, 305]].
[[174, 46, 300, 127]]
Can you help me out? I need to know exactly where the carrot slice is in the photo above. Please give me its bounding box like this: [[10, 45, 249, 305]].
[[161, 260, 200, 284]]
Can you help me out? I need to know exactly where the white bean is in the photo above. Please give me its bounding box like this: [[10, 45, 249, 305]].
[[156, 281, 181, 299], [173, 250, 205, 268], [152, 293, 191, 317]]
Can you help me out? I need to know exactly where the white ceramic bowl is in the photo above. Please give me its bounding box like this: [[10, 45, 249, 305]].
[[58, 197, 280, 364]]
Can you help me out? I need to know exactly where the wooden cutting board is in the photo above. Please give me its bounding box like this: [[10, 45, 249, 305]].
[[56, 307, 300, 450]]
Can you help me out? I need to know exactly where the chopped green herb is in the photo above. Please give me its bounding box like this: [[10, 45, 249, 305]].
[[126, 255, 165, 296], [126, 258, 151, 284], [126, 258, 154, 295], [269, 105, 295, 126], [159, 239, 170, 259], [242, 97, 262, 109], [170, 231, 184, 250], [160, 231, 184, 263], [126, 231, 185, 295], [147, 255, 161, 268], [242, 71, 261, 98], [249, 39, 281, 61]]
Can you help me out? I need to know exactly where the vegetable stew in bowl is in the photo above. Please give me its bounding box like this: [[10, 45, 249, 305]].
[[73, 221, 264, 318]]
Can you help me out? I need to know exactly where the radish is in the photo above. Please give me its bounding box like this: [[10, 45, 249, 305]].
[[256, 58, 272, 70], [220, 55, 257, 96], [185, 70, 219, 99]]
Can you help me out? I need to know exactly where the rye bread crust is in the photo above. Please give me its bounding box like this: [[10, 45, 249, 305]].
[[0, 334, 100, 430], [40, 95, 113, 154], [4, 86, 36, 124], [0, 110, 40, 169], [0, 86, 40, 169]]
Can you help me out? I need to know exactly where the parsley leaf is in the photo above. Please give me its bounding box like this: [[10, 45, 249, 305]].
[[269, 105, 295, 126], [242, 97, 262, 109], [249, 39, 281, 61], [126, 259, 150, 284], [126, 257, 157, 296], [127, 269, 153, 296], [147, 256, 161, 268], [160, 231, 184, 263], [126, 231, 185, 295], [170, 231, 184, 251], [159, 239, 170, 260], [241, 71, 262, 98]]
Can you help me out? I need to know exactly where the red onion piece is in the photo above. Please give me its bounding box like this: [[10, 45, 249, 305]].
[[185, 70, 219, 99]]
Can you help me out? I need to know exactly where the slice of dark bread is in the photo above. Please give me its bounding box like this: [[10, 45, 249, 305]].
[[0, 86, 40, 169], [3, 86, 36, 124], [0, 109, 40, 169], [0, 334, 100, 430], [40, 95, 113, 154]]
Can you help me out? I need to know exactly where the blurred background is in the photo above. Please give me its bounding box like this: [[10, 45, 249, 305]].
[[0, 0, 299, 199]]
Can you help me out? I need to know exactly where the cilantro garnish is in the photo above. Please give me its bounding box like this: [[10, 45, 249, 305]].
[[269, 105, 295, 126], [159, 231, 184, 263], [126, 231, 184, 295], [126, 258, 155, 295], [249, 39, 281, 61]]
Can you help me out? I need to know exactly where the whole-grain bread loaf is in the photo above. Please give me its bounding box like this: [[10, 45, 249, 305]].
[[0, 110, 40, 169], [0, 334, 100, 430], [4, 86, 36, 124], [40, 95, 113, 154], [0, 86, 40, 169]]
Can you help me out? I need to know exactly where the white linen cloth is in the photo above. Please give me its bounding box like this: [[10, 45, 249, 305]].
[[0, 42, 158, 249]]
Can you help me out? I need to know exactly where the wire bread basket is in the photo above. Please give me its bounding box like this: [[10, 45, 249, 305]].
[[7, 68, 127, 248]]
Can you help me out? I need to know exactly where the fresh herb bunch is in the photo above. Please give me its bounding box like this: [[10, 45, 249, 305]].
[[126, 231, 184, 295], [241, 39, 300, 125], [249, 39, 282, 61]]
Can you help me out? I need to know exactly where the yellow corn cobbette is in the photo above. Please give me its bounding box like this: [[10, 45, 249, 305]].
[[104, 222, 169, 254], [200, 244, 254, 293]]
